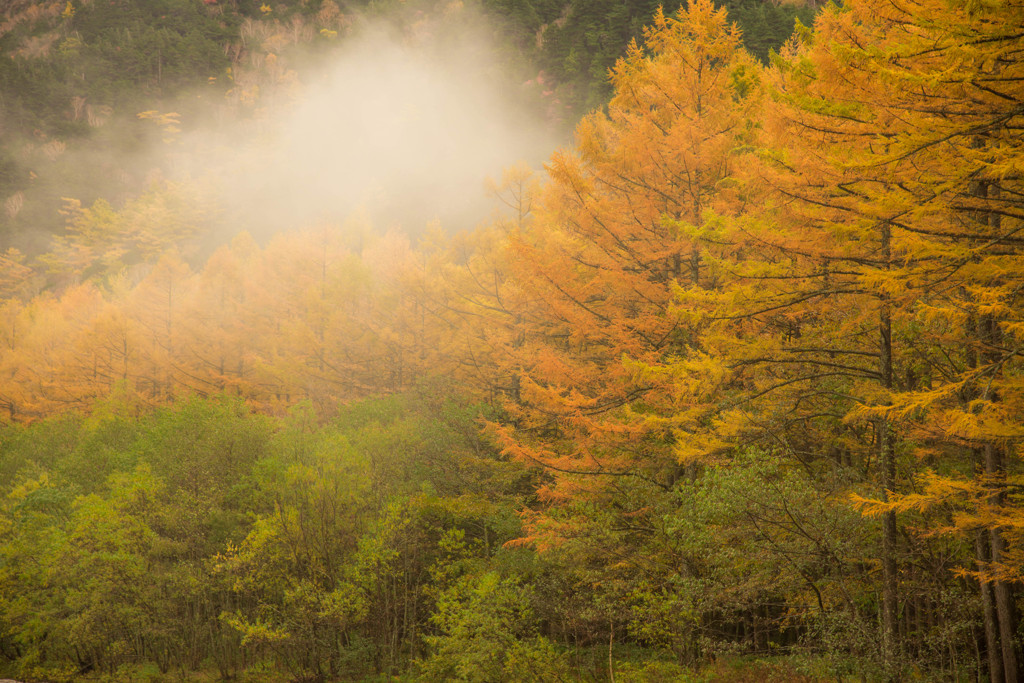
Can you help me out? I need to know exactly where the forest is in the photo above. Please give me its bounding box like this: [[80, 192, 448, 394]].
[[1, 0, 1022, 681]]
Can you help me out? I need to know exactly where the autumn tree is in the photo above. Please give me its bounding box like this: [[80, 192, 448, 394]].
[[179, 232, 262, 399], [493, 0, 759, 498], [485, 0, 782, 663], [41, 181, 213, 287]]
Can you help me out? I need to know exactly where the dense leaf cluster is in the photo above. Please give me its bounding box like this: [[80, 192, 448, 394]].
[[0, 390, 565, 681]]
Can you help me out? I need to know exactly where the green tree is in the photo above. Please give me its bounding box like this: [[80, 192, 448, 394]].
[[419, 571, 568, 682]]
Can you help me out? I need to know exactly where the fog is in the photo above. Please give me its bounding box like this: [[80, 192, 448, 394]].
[[173, 16, 559, 240]]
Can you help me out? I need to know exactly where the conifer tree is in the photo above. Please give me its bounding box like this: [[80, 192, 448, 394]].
[[492, 0, 759, 504]]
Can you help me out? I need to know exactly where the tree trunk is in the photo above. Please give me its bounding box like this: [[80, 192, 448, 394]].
[[985, 444, 1020, 682], [879, 420, 899, 672], [878, 222, 899, 673], [976, 529, 1003, 683]]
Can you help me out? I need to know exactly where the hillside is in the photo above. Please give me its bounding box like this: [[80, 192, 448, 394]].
[[6, 0, 1021, 682], [0, 0, 814, 252]]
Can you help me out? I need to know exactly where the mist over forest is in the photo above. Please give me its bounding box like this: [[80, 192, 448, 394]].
[[2, 0, 1023, 682]]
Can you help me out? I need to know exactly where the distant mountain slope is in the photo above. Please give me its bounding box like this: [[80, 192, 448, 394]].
[[484, 0, 816, 113], [0, 0, 815, 252]]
